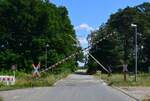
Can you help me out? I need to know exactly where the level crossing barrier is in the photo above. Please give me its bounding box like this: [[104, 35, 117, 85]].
[[40, 33, 114, 73]]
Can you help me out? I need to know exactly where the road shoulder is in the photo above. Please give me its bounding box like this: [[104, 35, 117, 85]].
[[120, 87, 150, 100]]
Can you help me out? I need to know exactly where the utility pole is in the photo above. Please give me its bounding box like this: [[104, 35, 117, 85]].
[[45, 44, 49, 69], [131, 23, 138, 82]]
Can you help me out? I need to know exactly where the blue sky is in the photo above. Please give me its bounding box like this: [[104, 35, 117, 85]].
[[51, 0, 149, 48]]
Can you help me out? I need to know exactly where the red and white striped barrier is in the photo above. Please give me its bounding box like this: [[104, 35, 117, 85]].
[[0, 76, 15, 85], [41, 33, 114, 73]]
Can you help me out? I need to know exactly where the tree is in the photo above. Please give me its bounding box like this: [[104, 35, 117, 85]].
[[87, 2, 150, 73], [0, 0, 80, 72]]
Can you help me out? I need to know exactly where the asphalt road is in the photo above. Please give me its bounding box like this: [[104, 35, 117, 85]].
[[0, 71, 136, 101]]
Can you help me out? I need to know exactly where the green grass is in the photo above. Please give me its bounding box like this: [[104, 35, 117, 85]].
[[95, 72, 150, 87], [0, 70, 71, 91], [0, 97, 3, 101], [143, 99, 150, 101]]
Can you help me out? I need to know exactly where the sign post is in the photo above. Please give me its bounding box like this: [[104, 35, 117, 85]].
[[32, 62, 41, 78], [123, 63, 128, 81], [11, 64, 17, 78]]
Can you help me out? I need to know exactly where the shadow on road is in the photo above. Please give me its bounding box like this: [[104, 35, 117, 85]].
[[74, 71, 87, 75]]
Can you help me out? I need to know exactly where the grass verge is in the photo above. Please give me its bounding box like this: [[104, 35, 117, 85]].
[[95, 72, 150, 100], [143, 99, 150, 101], [95, 72, 150, 87], [0, 70, 71, 91], [0, 96, 3, 101]]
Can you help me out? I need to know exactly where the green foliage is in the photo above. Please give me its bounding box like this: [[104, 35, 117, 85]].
[[0, 96, 3, 101], [143, 99, 150, 101], [0, 0, 80, 72], [87, 2, 150, 73], [0, 50, 21, 69]]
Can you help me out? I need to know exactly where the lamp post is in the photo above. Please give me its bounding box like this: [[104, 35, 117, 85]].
[[131, 23, 138, 82], [45, 43, 49, 69]]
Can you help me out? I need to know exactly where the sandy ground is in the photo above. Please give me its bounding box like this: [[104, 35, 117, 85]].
[[121, 87, 150, 100]]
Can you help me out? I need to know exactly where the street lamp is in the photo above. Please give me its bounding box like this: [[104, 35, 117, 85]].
[[1, 44, 4, 48], [45, 43, 49, 69], [131, 23, 138, 82], [141, 45, 144, 49]]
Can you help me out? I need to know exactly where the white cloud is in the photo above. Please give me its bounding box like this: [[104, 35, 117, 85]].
[[77, 61, 85, 67], [75, 23, 94, 32], [77, 36, 88, 47], [74, 23, 96, 48]]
